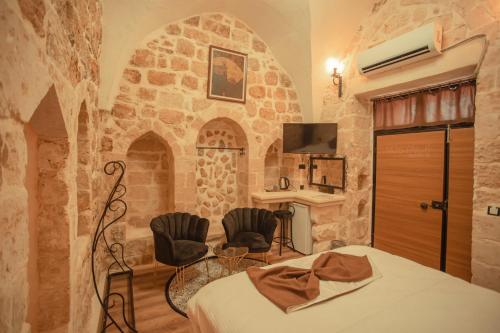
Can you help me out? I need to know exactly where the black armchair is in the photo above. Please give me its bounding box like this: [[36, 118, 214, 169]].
[[222, 208, 277, 258], [150, 212, 209, 268]]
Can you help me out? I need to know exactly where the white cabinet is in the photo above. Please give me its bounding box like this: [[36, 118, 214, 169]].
[[291, 202, 312, 255]]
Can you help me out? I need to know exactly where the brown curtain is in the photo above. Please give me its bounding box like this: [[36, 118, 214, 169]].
[[373, 81, 475, 130]]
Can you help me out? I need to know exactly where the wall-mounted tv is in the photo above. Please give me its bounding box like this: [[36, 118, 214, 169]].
[[283, 123, 337, 154]]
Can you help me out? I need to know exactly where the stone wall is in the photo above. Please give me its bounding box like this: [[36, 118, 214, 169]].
[[0, 0, 103, 332], [102, 12, 304, 252], [122, 132, 175, 266], [319, 0, 500, 291], [196, 119, 247, 241], [264, 139, 281, 189]]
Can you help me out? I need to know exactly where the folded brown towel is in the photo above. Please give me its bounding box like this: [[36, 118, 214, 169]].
[[246, 252, 373, 312]]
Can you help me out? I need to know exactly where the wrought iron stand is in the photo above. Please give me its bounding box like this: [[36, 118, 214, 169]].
[[92, 160, 137, 332]]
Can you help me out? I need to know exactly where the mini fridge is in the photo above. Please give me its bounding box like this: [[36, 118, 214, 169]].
[[291, 202, 312, 255]]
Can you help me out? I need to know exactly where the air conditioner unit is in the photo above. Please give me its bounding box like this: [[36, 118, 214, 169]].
[[357, 22, 442, 76]]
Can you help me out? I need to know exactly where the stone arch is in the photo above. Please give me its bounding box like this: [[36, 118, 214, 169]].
[[124, 131, 175, 264], [264, 138, 282, 189], [77, 101, 91, 237], [195, 116, 249, 242], [104, 11, 306, 240], [24, 85, 70, 332]]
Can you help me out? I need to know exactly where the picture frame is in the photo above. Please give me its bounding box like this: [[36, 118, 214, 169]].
[[207, 45, 247, 104]]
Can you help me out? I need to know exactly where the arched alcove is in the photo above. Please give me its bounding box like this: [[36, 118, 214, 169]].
[[264, 139, 282, 189], [196, 117, 249, 241], [77, 101, 91, 237], [25, 85, 70, 332], [124, 131, 175, 265]]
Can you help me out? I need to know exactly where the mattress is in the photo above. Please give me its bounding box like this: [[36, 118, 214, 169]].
[[187, 245, 500, 333]]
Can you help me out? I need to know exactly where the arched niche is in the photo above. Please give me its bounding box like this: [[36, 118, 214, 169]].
[[24, 85, 70, 332], [264, 139, 282, 189], [196, 117, 249, 241], [77, 101, 91, 237], [124, 131, 175, 264]]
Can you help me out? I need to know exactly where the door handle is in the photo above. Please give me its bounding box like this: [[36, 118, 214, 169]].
[[420, 202, 429, 210]]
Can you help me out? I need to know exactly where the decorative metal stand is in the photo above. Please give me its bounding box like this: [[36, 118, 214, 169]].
[[92, 161, 137, 332]]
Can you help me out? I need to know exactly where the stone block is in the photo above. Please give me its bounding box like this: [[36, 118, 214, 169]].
[[184, 16, 200, 26], [137, 87, 157, 101], [147, 71, 176, 86], [275, 101, 286, 113], [265, 71, 278, 85], [248, 86, 265, 98], [252, 38, 267, 53], [248, 58, 260, 71], [158, 91, 184, 109], [182, 75, 198, 90], [176, 39, 195, 57], [130, 49, 155, 67], [252, 119, 270, 134], [202, 19, 230, 38], [279, 73, 292, 87], [184, 27, 210, 43], [158, 109, 185, 125], [231, 29, 250, 44], [274, 87, 286, 100], [171, 56, 189, 71], [192, 98, 213, 112], [191, 60, 207, 77], [259, 107, 275, 121], [123, 68, 141, 84], [166, 23, 181, 35]]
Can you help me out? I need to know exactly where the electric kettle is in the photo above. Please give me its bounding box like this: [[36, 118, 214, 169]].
[[279, 176, 290, 190]]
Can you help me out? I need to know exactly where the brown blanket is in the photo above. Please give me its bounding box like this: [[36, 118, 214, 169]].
[[246, 252, 373, 312]]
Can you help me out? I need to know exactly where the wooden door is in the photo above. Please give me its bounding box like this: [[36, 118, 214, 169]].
[[374, 131, 445, 269], [446, 127, 474, 281]]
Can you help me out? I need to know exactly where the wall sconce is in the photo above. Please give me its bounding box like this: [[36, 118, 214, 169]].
[[326, 57, 344, 98]]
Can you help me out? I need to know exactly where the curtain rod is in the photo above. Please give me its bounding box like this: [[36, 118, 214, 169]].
[[371, 77, 476, 102], [196, 146, 245, 155]]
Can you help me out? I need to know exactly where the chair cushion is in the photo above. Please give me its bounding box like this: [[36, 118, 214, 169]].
[[224, 231, 270, 253], [173, 240, 208, 266]]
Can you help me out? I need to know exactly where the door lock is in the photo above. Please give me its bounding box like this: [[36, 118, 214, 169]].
[[420, 202, 429, 210], [431, 200, 447, 211]]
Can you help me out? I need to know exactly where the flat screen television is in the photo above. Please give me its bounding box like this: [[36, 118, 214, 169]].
[[283, 123, 337, 154]]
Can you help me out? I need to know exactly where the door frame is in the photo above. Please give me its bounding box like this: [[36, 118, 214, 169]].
[[371, 122, 474, 271]]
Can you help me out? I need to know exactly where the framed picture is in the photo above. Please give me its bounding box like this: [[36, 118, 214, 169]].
[[207, 45, 247, 104]]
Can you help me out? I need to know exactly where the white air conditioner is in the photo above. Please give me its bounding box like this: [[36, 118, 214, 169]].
[[357, 22, 442, 76]]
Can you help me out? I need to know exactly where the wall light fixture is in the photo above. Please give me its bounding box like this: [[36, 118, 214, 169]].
[[326, 57, 344, 98]]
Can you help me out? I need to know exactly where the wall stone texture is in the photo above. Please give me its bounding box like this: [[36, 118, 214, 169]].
[[2, 2, 500, 332], [0, 0, 103, 332], [196, 120, 246, 242], [101, 12, 304, 257], [320, 0, 500, 291]]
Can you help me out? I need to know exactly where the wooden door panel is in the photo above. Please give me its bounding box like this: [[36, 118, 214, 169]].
[[447, 127, 473, 281], [374, 131, 445, 269]]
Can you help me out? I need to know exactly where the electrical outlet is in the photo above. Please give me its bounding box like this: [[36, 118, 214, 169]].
[[487, 206, 500, 216]]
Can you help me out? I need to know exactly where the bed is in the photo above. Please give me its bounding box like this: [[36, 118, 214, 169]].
[[187, 245, 500, 333]]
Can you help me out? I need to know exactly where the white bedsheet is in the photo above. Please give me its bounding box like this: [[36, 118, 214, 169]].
[[187, 245, 500, 333]]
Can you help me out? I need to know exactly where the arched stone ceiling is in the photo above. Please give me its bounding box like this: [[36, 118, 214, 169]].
[[99, 0, 374, 122], [99, 0, 313, 119]]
